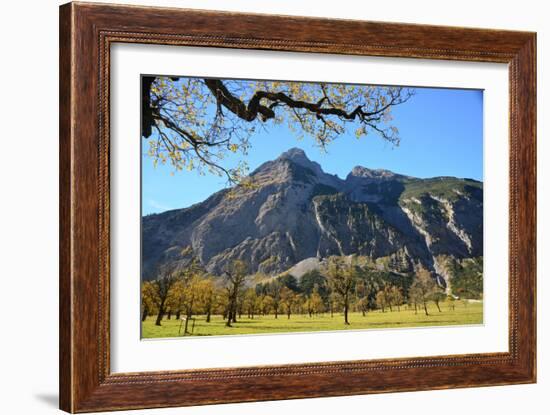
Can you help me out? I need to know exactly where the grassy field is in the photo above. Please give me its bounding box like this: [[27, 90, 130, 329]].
[[142, 300, 482, 338]]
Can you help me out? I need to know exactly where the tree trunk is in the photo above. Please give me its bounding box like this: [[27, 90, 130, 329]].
[[228, 295, 238, 323], [184, 314, 190, 334], [175, 310, 181, 320], [435, 301, 442, 312], [141, 307, 148, 322], [232, 297, 238, 323], [225, 309, 233, 327], [167, 310, 172, 320], [232, 307, 237, 323], [155, 306, 165, 326], [287, 308, 291, 319], [423, 301, 429, 316], [206, 308, 211, 323], [344, 304, 349, 325]]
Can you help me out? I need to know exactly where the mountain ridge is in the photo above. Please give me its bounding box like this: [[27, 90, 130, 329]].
[[142, 148, 483, 286]]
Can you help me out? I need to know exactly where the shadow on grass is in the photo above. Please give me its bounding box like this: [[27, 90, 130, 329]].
[[361, 320, 459, 326]]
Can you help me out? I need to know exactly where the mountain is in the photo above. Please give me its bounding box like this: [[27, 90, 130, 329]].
[[142, 148, 483, 286]]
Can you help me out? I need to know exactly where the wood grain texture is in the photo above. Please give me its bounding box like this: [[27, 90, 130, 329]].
[[59, 3, 73, 411], [59, 2, 537, 412]]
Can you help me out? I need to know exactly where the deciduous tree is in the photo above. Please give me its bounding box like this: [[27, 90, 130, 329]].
[[223, 260, 249, 327], [280, 287, 298, 319], [141, 281, 157, 321], [243, 288, 259, 319], [260, 294, 274, 317], [325, 257, 359, 325], [430, 290, 446, 312], [409, 267, 439, 316], [142, 77, 413, 184], [150, 267, 179, 326], [196, 277, 216, 322], [376, 290, 388, 313], [268, 279, 283, 319], [388, 285, 404, 312]]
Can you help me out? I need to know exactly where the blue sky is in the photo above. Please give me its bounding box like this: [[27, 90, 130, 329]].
[[142, 85, 483, 215]]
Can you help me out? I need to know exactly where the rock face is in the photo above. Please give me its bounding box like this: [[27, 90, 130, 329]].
[[142, 148, 483, 281]]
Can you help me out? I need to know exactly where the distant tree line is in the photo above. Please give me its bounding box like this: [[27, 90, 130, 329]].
[[141, 256, 483, 329]]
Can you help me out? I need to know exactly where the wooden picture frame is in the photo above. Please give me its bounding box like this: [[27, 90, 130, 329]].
[[59, 2, 536, 412]]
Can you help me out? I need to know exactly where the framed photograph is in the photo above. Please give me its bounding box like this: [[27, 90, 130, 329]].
[[59, 2, 536, 412]]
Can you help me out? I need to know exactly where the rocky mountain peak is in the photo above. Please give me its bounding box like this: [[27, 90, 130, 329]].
[[277, 147, 315, 167], [249, 147, 341, 188], [251, 147, 313, 176], [348, 165, 399, 179]]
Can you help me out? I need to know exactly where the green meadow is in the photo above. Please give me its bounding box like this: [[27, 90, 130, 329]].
[[142, 300, 482, 338]]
